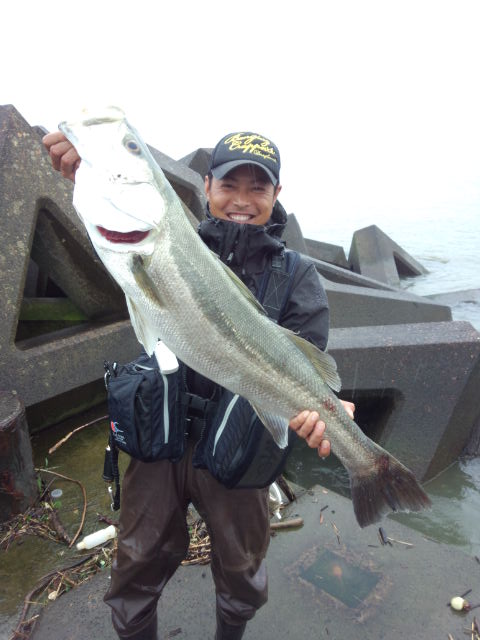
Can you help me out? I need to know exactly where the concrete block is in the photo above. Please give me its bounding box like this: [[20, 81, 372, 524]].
[[0, 391, 37, 522], [303, 253, 451, 329], [328, 321, 480, 480], [305, 238, 349, 269], [323, 278, 452, 328], [179, 147, 213, 179], [148, 145, 206, 222], [349, 224, 428, 286], [283, 213, 309, 254], [0, 106, 126, 321], [31, 208, 128, 319], [0, 105, 140, 411], [311, 257, 396, 290], [464, 413, 480, 456], [306, 257, 451, 328]]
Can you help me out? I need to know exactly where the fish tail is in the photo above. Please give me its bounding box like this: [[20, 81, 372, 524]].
[[350, 453, 431, 528]]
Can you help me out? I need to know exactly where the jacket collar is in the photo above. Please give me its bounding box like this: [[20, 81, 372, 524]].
[[198, 202, 288, 276]]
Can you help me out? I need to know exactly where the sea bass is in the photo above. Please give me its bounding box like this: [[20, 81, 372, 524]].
[[59, 107, 431, 527]]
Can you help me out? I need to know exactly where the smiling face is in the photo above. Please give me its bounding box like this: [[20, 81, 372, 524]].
[[205, 164, 282, 225]]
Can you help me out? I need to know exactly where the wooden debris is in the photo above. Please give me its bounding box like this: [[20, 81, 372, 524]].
[[181, 518, 211, 566], [10, 547, 114, 640], [49, 509, 72, 546], [464, 616, 480, 640], [35, 468, 87, 548], [9, 512, 212, 639], [48, 415, 108, 454], [386, 536, 414, 548], [270, 517, 303, 530], [331, 522, 340, 545], [1, 501, 69, 550]]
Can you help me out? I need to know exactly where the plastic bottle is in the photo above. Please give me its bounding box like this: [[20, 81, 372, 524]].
[[76, 524, 117, 550]]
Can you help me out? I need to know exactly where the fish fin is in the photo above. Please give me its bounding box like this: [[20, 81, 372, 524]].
[[349, 451, 432, 528], [251, 403, 290, 449], [125, 296, 158, 356], [280, 330, 341, 392], [214, 254, 267, 316], [131, 254, 165, 307]]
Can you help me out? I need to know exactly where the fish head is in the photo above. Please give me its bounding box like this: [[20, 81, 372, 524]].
[[59, 106, 169, 256]]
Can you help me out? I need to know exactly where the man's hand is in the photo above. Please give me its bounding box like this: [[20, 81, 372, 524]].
[[289, 400, 355, 458], [42, 131, 81, 182]]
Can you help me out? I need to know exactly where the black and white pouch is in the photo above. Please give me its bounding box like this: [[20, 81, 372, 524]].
[[192, 390, 296, 489], [104, 351, 185, 464]]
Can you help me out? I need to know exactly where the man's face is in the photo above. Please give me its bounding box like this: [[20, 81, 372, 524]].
[[205, 164, 282, 226]]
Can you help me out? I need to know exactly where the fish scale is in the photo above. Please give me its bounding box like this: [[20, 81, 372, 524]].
[[59, 106, 431, 528]]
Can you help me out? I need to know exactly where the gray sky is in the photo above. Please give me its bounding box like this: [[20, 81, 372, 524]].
[[2, 0, 479, 242]]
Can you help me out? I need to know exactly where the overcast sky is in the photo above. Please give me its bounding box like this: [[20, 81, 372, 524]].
[[2, 0, 479, 242]]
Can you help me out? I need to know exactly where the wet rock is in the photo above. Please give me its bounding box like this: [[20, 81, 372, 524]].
[[0, 390, 37, 522], [463, 412, 480, 457], [348, 224, 428, 286], [283, 213, 309, 254], [305, 238, 349, 269], [328, 320, 480, 480]]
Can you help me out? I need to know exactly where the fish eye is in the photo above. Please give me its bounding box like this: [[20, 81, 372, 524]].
[[124, 138, 142, 155]]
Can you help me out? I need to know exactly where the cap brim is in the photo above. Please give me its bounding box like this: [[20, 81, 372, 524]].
[[211, 160, 278, 185]]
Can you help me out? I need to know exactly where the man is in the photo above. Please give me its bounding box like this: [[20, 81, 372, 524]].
[[43, 129, 354, 640]]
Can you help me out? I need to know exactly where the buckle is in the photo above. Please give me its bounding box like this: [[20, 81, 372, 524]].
[[183, 392, 209, 417], [185, 416, 205, 441]]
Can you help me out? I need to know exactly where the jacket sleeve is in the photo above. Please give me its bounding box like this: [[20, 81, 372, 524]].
[[279, 258, 329, 351]]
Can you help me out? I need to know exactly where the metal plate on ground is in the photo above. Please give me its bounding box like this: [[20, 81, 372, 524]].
[[285, 543, 391, 621]]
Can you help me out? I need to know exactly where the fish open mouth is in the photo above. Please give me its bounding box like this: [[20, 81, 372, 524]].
[[97, 226, 150, 244]]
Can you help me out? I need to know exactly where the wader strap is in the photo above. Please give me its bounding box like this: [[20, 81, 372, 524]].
[[181, 391, 214, 441], [107, 431, 121, 511], [259, 250, 300, 323]]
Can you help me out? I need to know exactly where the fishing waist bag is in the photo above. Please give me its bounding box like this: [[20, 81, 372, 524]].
[[192, 249, 300, 489], [104, 352, 185, 463], [192, 391, 296, 489]]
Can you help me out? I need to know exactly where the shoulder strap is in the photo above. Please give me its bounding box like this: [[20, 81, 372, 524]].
[[103, 431, 121, 511], [258, 250, 300, 323]]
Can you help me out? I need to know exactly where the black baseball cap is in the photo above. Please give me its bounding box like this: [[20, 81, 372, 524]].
[[209, 132, 280, 185]]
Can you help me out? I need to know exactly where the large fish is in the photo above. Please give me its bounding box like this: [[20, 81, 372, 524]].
[[58, 107, 431, 527]]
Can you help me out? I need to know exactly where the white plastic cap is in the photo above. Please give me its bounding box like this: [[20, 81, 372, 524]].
[[154, 341, 179, 374]]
